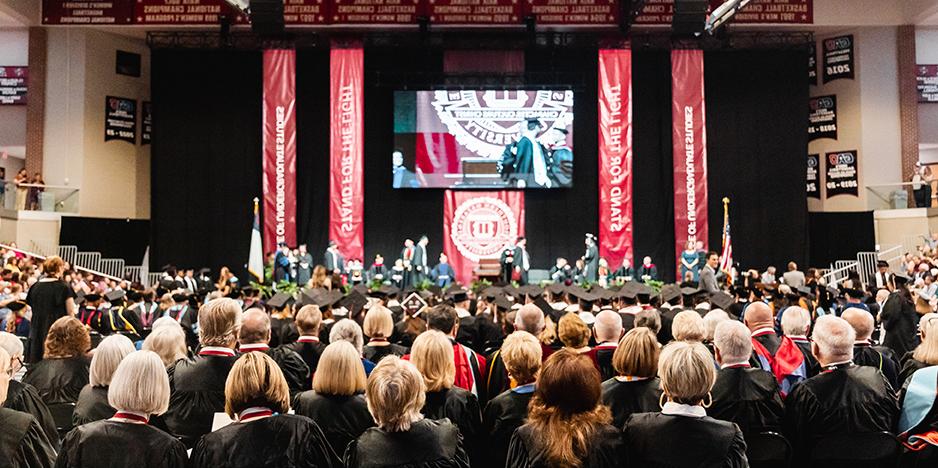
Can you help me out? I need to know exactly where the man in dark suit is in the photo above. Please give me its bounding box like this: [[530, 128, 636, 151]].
[[699, 251, 721, 293], [323, 240, 345, 275], [582, 234, 599, 283], [412, 235, 429, 286], [502, 118, 551, 188]]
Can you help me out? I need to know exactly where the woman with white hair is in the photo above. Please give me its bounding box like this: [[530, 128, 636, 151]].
[[56, 350, 187, 467], [623, 341, 748, 467], [671, 310, 707, 343], [0, 347, 56, 467], [330, 318, 376, 376], [73, 334, 136, 426], [345, 356, 469, 467], [0, 331, 57, 446], [899, 312, 938, 387], [142, 325, 188, 367]]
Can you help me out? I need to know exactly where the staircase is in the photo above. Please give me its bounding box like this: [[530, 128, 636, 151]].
[[26, 241, 162, 286]]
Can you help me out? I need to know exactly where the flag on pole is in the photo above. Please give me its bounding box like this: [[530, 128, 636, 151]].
[[248, 198, 264, 281], [140, 246, 149, 287], [719, 197, 733, 274]]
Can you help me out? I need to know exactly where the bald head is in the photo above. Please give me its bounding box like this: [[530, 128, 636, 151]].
[[743, 302, 773, 332], [514, 304, 545, 335], [594, 310, 623, 343], [812, 315, 855, 365], [239, 308, 270, 345], [842, 308, 874, 341]]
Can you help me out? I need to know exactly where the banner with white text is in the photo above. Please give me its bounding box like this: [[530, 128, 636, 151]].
[[330, 44, 365, 261], [598, 49, 633, 269], [262, 50, 297, 254], [444, 190, 525, 285], [672, 49, 708, 276]]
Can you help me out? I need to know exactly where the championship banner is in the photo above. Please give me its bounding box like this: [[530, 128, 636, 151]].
[[598, 49, 633, 269], [329, 44, 365, 261], [672, 49, 708, 276], [262, 50, 297, 253], [444, 191, 525, 285]]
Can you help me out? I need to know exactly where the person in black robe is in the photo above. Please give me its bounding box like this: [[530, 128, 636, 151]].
[[600, 327, 663, 428], [55, 350, 188, 468], [25, 257, 77, 363], [783, 315, 900, 463], [881, 284, 921, 358], [623, 341, 748, 468], [189, 352, 338, 468], [288, 305, 328, 390], [843, 308, 900, 390], [72, 334, 136, 426], [582, 235, 600, 283], [778, 306, 821, 377], [345, 356, 469, 468], [482, 331, 541, 467], [238, 309, 310, 396], [23, 316, 91, 408], [0, 346, 56, 467], [588, 310, 623, 381], [362, 305, 409, 365], [709, 320, 785, 436], [293, 341, 375, 456], [0, 333, 58, 447]]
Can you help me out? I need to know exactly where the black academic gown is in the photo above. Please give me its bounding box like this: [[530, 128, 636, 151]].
[[623, 412, 748, 468], [600, 377, 663, 428], [72, 385, 115, 426], [853, 343, 900, 390], [708, 366, 785, 436], [163, 354, 237, 448], [899, 355, 929, 389], [293, 392, 375, 458], [792, 339, 821, 377], [55, 419, 188, 468], [345, 418, 470, 468], [189, 414, 338, 468], [422, 387, 483, 467], [23, 356, 90, 406], [3, 380, 58, 449], [881, 293, 920, 358], [265, 346, 311, 396], [584, 245, 600, 282], [783, 364, 900, 462], [0, 408, 56, 468], [286, 339, 327, 384], [588, 345, 618, 381], [270, 318, 299, 348], [362, 343, 409, 364], [483, 389, 533, 468], [484, 350, 510, 406], [506, 422, 625, 468]]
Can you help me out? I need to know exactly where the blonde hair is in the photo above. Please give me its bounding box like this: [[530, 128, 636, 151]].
[[659, 341, 716, 405], [914, 313, 938, 365], [612, 327, 659, 378], [501, 331, 542, 385], [558, 313, 590, 349], [151, 316, 180, 332], [366, 356, 426, 432], [363, 305, 394, 339], [672, 310, 706, 342], [198, 298, 242, 347], [143, 326, 188, 367], [225, 352, 290, 418], [45, 316, 91, 359], [90, 335, 136, 387], [108, 351, 171, 415], [313, 341, 367, 396], [410, 330, 455, 392], [295, 305, 323, 335], [0, 347, 9, 404], [42, 256, 65, 276]]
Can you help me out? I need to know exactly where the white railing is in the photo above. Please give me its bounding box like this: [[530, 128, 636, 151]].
[[0, 243, 121, 281], [823, 260, 858, 286], [58, 245, 78, 266], [99, 258, 125, 279], [74, 251, 102, 272]]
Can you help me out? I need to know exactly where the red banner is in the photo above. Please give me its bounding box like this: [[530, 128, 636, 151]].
[[132, 0, 247, 25], [672, 49, 708, 277], [444, 191, 525, 285], [635, 0, 811, 25], [262, 50, 297, 254], [330, 44, 365, 261], [427, 0, 520, 24], [42, 0, 133, 24], [597, 49, 633, 270]]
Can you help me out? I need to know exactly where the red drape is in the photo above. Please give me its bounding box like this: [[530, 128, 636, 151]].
[[329, 43, 365, 261], [262, 49, 297, 253], [443, 191, 525, 285]]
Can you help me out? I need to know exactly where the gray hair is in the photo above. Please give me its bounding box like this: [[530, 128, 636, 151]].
[[90, 335, 136, 387], [713, 321, 752, 365], [329, 319, 364, 354], [702, 310, 729, 342], [780, 306, 811, 337], [812, 315, 855, 362], [151, 316, 181, 332], [143, 326, 188, 367], [0, 332, 24, 360], [108, 351, 171, 415], [514, 304, 545, 335], [672, 310, 706, 342]]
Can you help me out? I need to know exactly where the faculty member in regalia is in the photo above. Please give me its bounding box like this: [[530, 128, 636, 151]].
[[23, 316, 90, 408], [73, 335, 136, 426], [0, 347, 56, 468]]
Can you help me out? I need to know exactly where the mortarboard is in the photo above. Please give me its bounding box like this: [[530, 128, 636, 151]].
[[106, 290, 126, 303], [267, 292, 295, 309], [710, 291, 734, 310], [6, 300, 27, 312], [659, 284, 681, 303]]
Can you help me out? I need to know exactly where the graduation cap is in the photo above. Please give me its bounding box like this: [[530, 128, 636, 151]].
[[314, 290, 345, 309], [159, 279, 178, 290], [618, 282, 638, 300], [547, 283, 566, 296], [171, 292, 189, 303], [342, 291, 369, 317], [84, 293, 103, 303], [351, 284, 369, 295], [380, 284, 401, 298], [482, 286, 502, 301], [428, 285, 444, 298], [710, 291, 734, 311], [126, 290, 143, 302], [519, 285, 544, 298], [401, 292, 428, 316], [494, 295, 513, 311], [680, 286, 702, 297], [267, 292, 295, 310], [659, 284, 682, 303], [106, 290, 126, 303], [533, 295, 562, 322], [446, 288, 470, 303], [226, 289, 243, 300], [6, 300, 26, 312], [295, 288, 318, 307]]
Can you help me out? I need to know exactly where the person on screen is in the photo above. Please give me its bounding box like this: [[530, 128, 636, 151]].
[[501, 119, 552, 188], [392, 149, 420, 189], [548, 127, 573, 187]]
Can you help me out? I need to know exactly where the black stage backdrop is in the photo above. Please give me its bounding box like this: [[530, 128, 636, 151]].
[[150, 46, 807, 281], [808, 211, 874, 267], [59, 217, 150, 264]]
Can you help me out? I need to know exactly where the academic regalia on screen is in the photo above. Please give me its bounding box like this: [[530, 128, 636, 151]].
[[482, 386, 534, 468], [549, 145, 573, 187], [56, 419, 188, 468], [3, 380, 58, 450], [293, 391, 375, 458], [881, 292, 921, 358], [506, 422, 625, 468], [0, 407, 56, 468], [587, 343, 619, 381], [625, 410, 747, 468], [783, 363, 900, 461], [23, 356, 89, 406], [344, 418, 470, 468], [362, 342, 409, 364], [72, 385, 115, 426], [853, 342, 900, 390], [600, 377, 662, 428], [189, 414, 339, 468], [422, 387, 483, 467], [708, 365, 785, 436], [163, 351, 238, 448]]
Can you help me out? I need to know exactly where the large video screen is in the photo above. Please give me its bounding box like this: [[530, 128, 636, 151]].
[[393, 90, 574, 189]]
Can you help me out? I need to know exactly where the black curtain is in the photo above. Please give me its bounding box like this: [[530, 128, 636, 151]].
[[59, 217, 150, 264], [808, 211, 874, 267], [295, 49, 332, 262]]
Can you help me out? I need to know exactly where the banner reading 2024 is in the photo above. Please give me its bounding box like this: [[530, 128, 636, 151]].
[[598, 49, 633, 269], [330, 44, 365, 261], [262, 50, 297, 253]]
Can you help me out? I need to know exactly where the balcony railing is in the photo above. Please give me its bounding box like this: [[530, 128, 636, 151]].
[[2, 182, 80, 213]]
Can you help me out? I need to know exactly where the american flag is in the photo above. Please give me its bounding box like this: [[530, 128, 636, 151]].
[[719, 198, 733, 273]]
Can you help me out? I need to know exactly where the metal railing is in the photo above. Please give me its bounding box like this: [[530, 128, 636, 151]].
[[0, 243, 121, 282], [74, 252, 102, 272], [823, 260, 859, 286], [99, 259, 125, 279], [3, 182, 80, 213], [58, 245, 78, 266]]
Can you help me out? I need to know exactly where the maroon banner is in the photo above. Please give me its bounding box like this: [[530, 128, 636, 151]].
[[262, 50, 297, 254], [427, 0, 520, 24], [331, 0, 418, 23], [444, 191, 525, 285], [42, 0, 133, 24], [672, 49, 708, 276], [524, 0, 617, 25], [635, 0, 811, 25], [597, 49, 633, 270], [132, 0, 247, 25], [285, 0, 328, 24], [330, 44, 365, 261]]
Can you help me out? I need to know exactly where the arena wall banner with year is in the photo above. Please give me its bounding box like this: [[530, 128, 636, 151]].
[[330, 43, 365, 261], [262, 49, 297, 253], [598, 49, 633, 269], [443, 190, 525, 285], [825, 150, 859, 198], [822, 35, 854, 83], [672, 49, 709, 276]]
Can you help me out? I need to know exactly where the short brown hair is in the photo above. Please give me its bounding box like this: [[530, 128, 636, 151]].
[[558, 313, 590, 349], [612, 327, 659, 378], [44, 316, 90, 359], [224, 352, 290, 418], [198, 298, 242, 347], [42, 256, 65, 276], [295, 305, 322, 336], [363, 305, 394, 339], [425, 304, 458, 334], [500, 331, 542, 385], [313, 341, 367, 396]]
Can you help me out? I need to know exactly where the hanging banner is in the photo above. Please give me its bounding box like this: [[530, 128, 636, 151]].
[[672, 49, 708, 277], [918, 65, 938, 103], [822, 35, 854, 83], [0, 67, 27, 105], [808, 41, 817, 85], [262, 50, 297, 253], [598, 49, 633, 269], [42, 0, 133, 24], [825, 150, 859, 198], [141, 101, 152, 145], [806, 153, 820, 199], [105, 96, 137, 144], [443, 190, 525, 285], [808, 95, 837, 141], [330, 44, 365, 261]]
